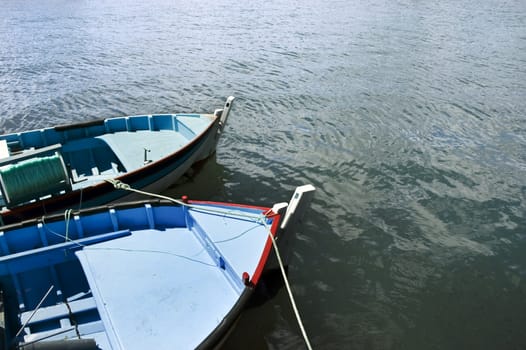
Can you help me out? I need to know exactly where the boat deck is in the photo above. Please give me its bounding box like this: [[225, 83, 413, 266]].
[[77, 227, 240, 349], [96, 130, 189, 172], [2, 203, 271, 349]]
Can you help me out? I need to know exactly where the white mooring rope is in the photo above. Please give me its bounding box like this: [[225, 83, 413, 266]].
[[105, 179, 313, 349], [261, 220, 314, 350]]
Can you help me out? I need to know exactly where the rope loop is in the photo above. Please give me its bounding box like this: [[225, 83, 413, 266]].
[[106, 178, 131, 191]]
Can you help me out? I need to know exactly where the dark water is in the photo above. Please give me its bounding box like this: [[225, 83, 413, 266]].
[[1, 0, 526, 349]]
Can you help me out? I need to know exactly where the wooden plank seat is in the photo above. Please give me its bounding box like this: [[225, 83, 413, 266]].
[[0, 143, 62, 167], [0, 140, 10, 159], [22, 319, 107, 345], [20, 295, 97, 326], [0, 230, 131, 276]]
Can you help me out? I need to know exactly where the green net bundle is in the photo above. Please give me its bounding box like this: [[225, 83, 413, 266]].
[[0, 154, 68, 205]]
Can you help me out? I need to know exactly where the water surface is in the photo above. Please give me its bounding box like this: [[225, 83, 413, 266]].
[[1, 0, 525, 349]]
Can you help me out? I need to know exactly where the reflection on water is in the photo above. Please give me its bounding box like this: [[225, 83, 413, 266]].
[[165, 154, 227, 201]]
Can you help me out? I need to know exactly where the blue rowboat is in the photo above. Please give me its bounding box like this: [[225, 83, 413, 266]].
[[0, 96, 235, 225], [0, 184, 315, 349]]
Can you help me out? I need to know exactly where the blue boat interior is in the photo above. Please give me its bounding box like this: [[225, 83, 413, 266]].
[[0, 202, 272, 349], [0, 114, 213, 208]]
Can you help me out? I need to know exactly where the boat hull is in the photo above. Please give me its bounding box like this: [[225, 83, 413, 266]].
[[0, 97, 235, 225], [0, 184, 314, 349]]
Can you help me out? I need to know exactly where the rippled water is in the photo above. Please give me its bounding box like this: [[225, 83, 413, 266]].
[[1, 0, 525, 349]]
